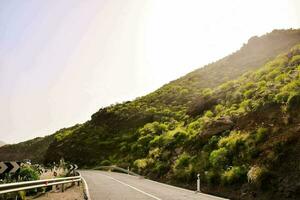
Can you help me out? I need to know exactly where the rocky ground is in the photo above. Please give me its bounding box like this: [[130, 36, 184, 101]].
[[32, 184, 84, 200]]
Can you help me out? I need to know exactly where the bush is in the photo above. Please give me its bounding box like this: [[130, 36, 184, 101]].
[[19, 166, 40, 181], [275, 91, 289, 103], [174, 153, 191, 169], [247, 165, 269, 185], [149, 135, 164, 147], [218, 131, 249, 153], [214, 104, 225, 114], [134, 158, 153, 170], [239, 99, 252, 113], [244, 89, 255, 99], [205, 170, 220, 185], [209, 148, 229, 169], [255, 127, 268, 143], [137, 134, 153, 146], [152, 161, 169, 176], [221, 166, 247, 185], [172, 129, 188, 144], [290, 54, 300, 65], [100, 160, 111, 166], [204, 110, 214, 118], [138, 122, 167, 136], [287, 93, 300, 111]]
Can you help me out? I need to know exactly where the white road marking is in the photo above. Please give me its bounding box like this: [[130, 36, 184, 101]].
[[99, 173, 162, 200], [80, 174, 92, 200]]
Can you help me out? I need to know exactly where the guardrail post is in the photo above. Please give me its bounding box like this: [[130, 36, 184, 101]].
[[61, 183, 64, 192], [197, 173, 200, 192]]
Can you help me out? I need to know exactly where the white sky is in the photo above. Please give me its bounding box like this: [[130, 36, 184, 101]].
[[0, 0, 299, 143]]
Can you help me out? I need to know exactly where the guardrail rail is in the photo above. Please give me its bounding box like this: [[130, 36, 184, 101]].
[[0, 176, 81, 195], [94, 165, 142, 177]]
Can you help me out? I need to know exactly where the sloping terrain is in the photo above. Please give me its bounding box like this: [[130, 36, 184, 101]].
[[0, 141, 5, 147], [0, 125, 81, 163], [1, 29, 300, 199]]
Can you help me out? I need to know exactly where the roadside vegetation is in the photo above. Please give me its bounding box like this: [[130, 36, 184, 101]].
[[0, 159, 75, 200]]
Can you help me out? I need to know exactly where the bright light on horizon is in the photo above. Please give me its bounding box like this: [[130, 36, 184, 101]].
[[0, 0, 299, 143]]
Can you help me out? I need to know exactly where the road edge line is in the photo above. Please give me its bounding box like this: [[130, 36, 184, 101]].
[[100, 173, 162, 200], [81, 175, 92, 200]]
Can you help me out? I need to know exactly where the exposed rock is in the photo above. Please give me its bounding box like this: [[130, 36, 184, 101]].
[[187, 96, 218, 117], [200, 116, 234, 139]]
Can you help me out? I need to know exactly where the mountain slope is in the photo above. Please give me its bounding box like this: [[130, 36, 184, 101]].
[[0, 125, 81, 163], [0, 141, 5, 147], [44, 29, 300, 166]]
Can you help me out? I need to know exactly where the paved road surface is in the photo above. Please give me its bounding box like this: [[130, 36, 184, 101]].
[[79, 170, 228, 200]]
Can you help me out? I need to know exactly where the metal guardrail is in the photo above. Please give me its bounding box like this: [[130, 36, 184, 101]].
[[0, 176, 81, 195], [94, 165, 142, 177]]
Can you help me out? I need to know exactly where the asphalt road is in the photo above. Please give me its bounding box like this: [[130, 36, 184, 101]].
[[79, 170, 228, 200]]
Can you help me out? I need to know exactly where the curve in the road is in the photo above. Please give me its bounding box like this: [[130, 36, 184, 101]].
[[80, 170, 228, 200]]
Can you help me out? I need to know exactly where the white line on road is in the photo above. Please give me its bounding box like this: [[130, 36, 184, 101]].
[[99, 173, 162, 200], [81, 175, 92, 200]]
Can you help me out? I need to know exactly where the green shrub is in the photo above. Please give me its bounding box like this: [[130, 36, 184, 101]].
[[152, 161, 169, 176], [275, 91, 289, 103], [19, 166, 39, 181], [202, 88, 213, 97], [287, 93, 300, 111], [205, 170, 220, 185], [134, 158, 153, 170], [172, 129, 188, 144], [174, 153, 191, 169], [137, 134, 153, 146], [244, 89, 255, 99], [290, 54, 300, 65], [203, 135, 220, 152], [172, 158, 194, 182], [218, 131, 249, 153], [255, 127, 268, 143], [221, 166, 247, 185], [214, 104, 225, 114], [204, 110, 214, 118], [100, 160, 111, 166], [209, 148, 229, 169], [139, 122, 167, 136], [239, 99, 252, 113], [149, 148, 161, 159], [149, 135, 164, 147]]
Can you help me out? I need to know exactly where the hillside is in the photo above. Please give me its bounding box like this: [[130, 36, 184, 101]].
[[1, 29, 300, 199], [0, 141, 5, 147], [0, 125, 81, 163], [44, 29, 300, 165]]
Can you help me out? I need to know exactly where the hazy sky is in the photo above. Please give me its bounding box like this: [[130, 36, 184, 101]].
[[0, 0, 299, 143]]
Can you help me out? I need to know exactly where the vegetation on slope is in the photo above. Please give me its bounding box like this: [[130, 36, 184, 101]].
[[0, 125, 81, 163]]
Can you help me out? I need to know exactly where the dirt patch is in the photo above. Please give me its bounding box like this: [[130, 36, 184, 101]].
[[31, 184, 84, 200]]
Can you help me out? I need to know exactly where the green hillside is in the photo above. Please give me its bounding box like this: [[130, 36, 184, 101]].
[[0, 125, 81, 163], [1, 29, 300, 199]]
